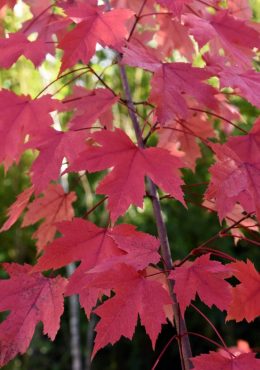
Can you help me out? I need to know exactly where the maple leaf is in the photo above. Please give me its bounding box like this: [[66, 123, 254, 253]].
[[34, 219, 160, 315], [0, 91, 61, 169], [219, 67, 260, 109], [227, 260, 260, 323], [156, 0, 192, 16], [58, 4, 134, 72], [21, 183, 76, 250], [151, 62, 217, 123], [169, 254, 232, 315], [22, 183, 75, 228], [25, 0, 52, 16], [34, 218, 160, 272], [0, 32, 54, 68], [33, 218, 121, 271], [155, 14, 194, 60], [87, 223, 161, 273], [206, 120, 260, 221], [22, 12, 70, 44], [122, 41, 217, 123], [65, 263, 111, 317], [191, 351, 260, 370], [227, 118, 260, 163], [67, 128, 184, 220], [63, 87, 118, 130], [28, 128, 87, 193], [111, 0, 155, 14], [203, 200, 258, 244], [0, 186, 34, 232], [185, 11, 260, 67], [158, 112, 215, 170], [0, 263, 67, 367], [122, 39, 162, 71], [92, 264, 171, 356]]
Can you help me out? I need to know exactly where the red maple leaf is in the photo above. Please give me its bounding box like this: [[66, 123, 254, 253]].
[[0, 90, 61, 169], [206, 119, 260, 221], [191, 351, 260, 370], [0, 32, 54, 68], [169, 254, 232, 315], [58, 3, 134, 72], [65, 263, 111, 317], [158, 111, 215, 170], [34, 219, 160, 315], [227, 259, 260, 323], [155, 14, 194, 60], [185, 11, 260, 67], [33, 218, 124, 272], [34, 218, 160, 272], [91, 264, 171, 356], [122, 41, 217, 123], [25, 0, 52, 16], [85, 223, 161, 273], [21, 183, 76, 250], [63, 87, 118, 130], [0, 186, 34, 232], [0, 263, 67, 367], [28, 128, 88, 193], [156, 0, 192, 16], [219, 67, 260, 109], [67, 128, 184, 220]]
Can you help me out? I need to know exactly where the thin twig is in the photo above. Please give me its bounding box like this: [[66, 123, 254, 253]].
[[151, 335, 178, 370], [190, 304, 228, 350]]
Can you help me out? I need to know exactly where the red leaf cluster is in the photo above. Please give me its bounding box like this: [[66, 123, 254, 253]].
[[0, 0, 259, 368]]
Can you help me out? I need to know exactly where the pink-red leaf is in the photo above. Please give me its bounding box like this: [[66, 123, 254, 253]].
[[68, 128, 184, 220], [122, 42, 217, 122], [227, 259, 260, 323], [191, 351, 260, 370], [0, 91, 61, 169], [0, 186, 34, 232], [92, 265, 171, 356], [0, 263, 67, 367], [58, 4, 134, 72], [156, 0, 192, 16], [169, 254, 232, 315], [0, 32, 54, 68], [34, 218, 159, 272], [185, 11, 260, 67], [206, 119, 260, 221], [21, 183, 76, 250], [63, 87, 118, 130], [219, 67, 260, 108], [28, 128, 87, 193]]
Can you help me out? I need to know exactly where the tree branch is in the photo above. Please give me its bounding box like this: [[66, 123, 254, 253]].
[[118, 46, 193, 370], [104, 0, 192, 367]]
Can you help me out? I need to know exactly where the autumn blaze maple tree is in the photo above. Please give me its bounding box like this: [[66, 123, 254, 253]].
[[0, 0, 259, 369]]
